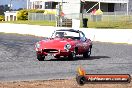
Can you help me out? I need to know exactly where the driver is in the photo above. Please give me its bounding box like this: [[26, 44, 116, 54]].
[[55, 32, 64, 38]]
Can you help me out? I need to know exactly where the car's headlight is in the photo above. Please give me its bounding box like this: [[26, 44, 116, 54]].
[[35, 42, 40, 48], [64, 44, 71, 50]]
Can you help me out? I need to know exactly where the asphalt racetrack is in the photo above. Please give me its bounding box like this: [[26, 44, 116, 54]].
[[0, 33, 132, 81]]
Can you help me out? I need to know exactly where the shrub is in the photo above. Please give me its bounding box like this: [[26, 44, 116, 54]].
[[0, 15, 4, 21], [28, 9, 45, 13], [17, 10, 28, 20], [17, 9, 45, 20]]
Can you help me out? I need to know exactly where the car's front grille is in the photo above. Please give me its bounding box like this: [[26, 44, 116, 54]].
[[43, 49, 59, 53]]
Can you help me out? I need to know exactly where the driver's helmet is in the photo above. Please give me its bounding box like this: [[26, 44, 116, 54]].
[[55, 32, 64, 38]]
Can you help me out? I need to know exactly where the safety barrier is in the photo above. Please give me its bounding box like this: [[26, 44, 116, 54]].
[[0, 23, 132, 44]]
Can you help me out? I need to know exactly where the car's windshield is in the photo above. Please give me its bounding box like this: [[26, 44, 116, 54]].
[[51, 31, 80, 40]]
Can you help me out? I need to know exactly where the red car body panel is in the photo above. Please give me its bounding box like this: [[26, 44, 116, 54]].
[[35, 29, 92, 60], [39, 38, 76, 50], [36, 38, 92, 56]]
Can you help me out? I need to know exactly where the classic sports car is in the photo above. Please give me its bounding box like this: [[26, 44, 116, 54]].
[[35, 29, 92, 61]]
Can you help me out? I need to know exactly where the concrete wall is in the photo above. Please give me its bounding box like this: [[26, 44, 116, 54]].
[[0, 23, 132, 44]]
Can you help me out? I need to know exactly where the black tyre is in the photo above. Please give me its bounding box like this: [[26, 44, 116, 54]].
[[54, 55, 60, 59], [83, 48, 91, 58], [37, 54, 45, 61], [76, 75, 86, 86], [68, 52, 76, 60]]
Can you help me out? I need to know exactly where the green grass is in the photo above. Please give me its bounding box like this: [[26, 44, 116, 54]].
[[85, 15, 132, 29], [1, 20, 132, 29], [88, 21, 132, 29], [0, 20, 56, 26]]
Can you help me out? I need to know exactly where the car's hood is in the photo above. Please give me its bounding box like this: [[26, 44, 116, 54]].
[[39, 38, 76, 50]]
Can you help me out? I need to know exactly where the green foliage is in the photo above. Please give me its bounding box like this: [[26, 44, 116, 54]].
[[17, 10, 28, 20], [0, 5, 10, 15], [0, 15, 4, 21], [28, 9, 45, 13], [17, 9, 45, 20]]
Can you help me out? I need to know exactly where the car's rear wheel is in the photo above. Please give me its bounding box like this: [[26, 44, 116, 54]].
[[37, 54, 45, 61], [83, 48, 91, 58]]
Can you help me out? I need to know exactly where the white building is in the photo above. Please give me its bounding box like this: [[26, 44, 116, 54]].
[[27, 0, 131, 13], [4, 11, 18, 21]]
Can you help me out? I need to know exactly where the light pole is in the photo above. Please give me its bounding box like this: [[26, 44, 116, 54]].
[[82, 2, 84, 20], [9, 0, 13, 11], [99, 0, 100, 10], [62, 0, 63, 10], [81, 1, 85, 27], [56, 3, 61, 27], [27, 0, 29, 9]]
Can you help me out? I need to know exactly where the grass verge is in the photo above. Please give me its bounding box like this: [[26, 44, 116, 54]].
[[88, 21, 132, 29], [1, 20, 132, 29], [0, 20, 56, 26]]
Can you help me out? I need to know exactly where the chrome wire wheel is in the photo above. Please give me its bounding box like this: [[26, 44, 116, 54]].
[[83, 48, 91, 58], [68, 51, 76, 60]]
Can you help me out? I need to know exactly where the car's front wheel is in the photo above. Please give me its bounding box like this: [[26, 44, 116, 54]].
[[54, 55, 60, 59], [68, 52, 76, 60], [37, 54, 45, 61], [83, 48, 91, 58]]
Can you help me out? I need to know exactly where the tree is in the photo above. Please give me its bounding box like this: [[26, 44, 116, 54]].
[[0, 5, 10, 15]]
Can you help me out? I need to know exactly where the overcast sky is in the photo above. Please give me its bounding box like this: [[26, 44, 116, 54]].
[[0, 0, 26, 9]]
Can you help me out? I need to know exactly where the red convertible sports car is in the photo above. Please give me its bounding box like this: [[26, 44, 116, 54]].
[[35, 29, 92, 61]]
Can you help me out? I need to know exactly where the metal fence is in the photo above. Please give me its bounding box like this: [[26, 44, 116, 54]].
[[83, 12, 132, 22], [28, 13, 56, 21], [28, 12, 132, 23]]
